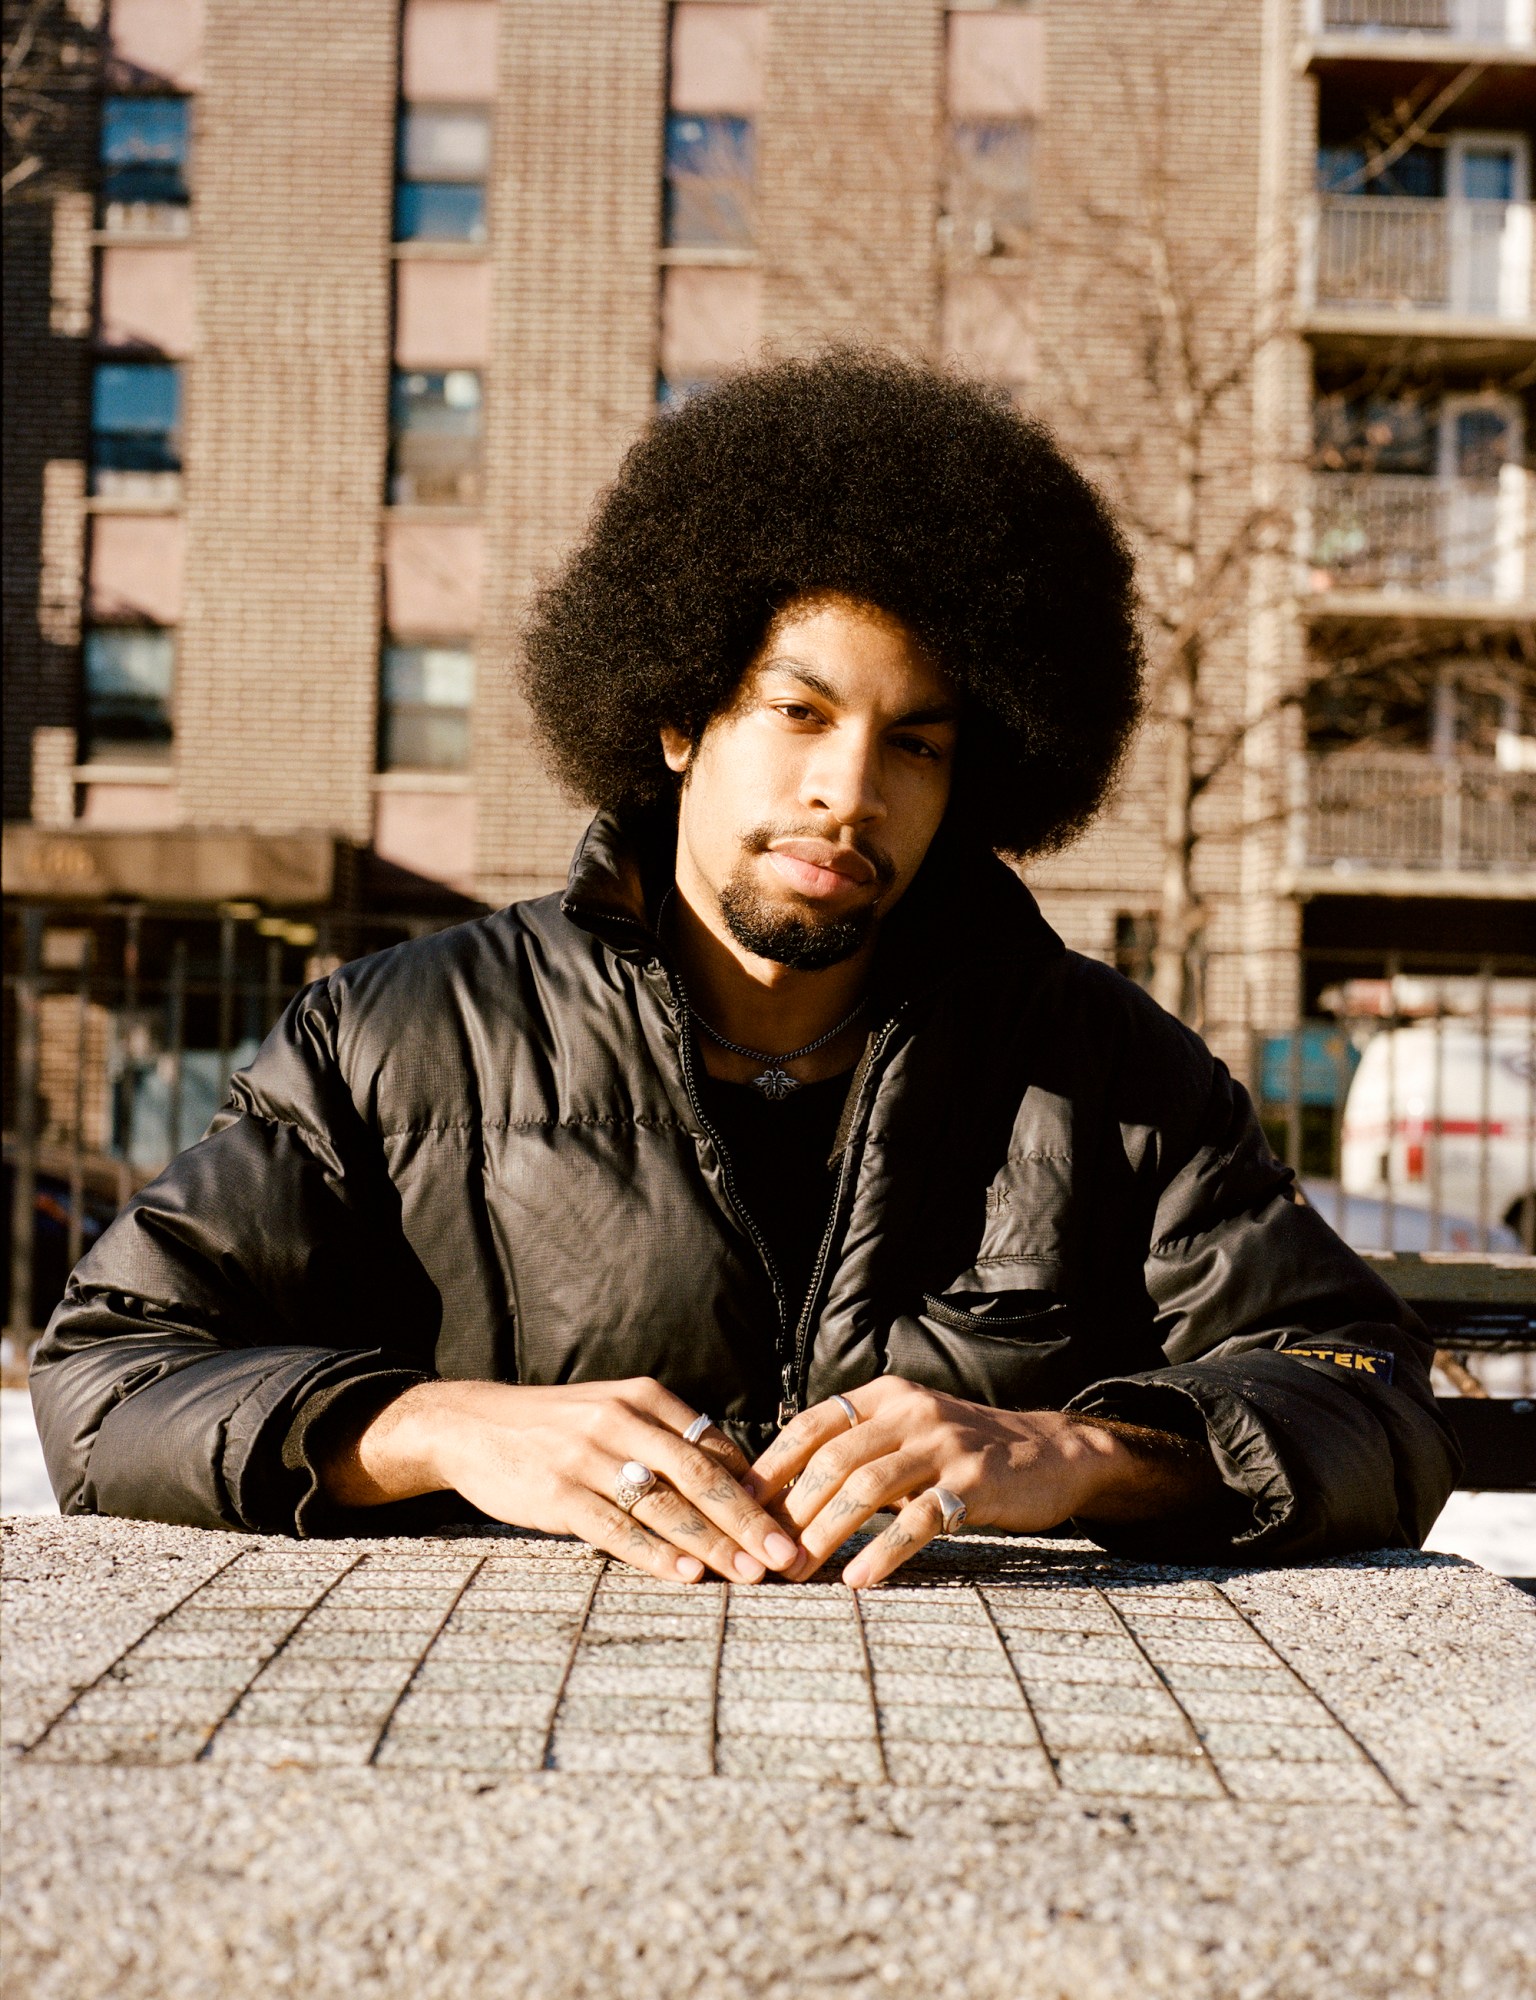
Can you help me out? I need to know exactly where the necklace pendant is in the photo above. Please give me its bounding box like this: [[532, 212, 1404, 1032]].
[[752, 1067, 801, 1101]]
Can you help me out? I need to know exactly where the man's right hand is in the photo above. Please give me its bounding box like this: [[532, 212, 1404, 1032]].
[[316, 1377, 803, 1584]]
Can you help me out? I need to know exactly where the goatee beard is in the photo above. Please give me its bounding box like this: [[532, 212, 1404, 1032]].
[[717, 871, 875, 972]]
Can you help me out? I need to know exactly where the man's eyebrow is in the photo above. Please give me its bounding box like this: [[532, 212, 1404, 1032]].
[[891, 702, 960, 728], [761, 659, 959, 728]]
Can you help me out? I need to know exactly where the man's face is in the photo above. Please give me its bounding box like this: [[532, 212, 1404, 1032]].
[[661, 596, 958, 972]]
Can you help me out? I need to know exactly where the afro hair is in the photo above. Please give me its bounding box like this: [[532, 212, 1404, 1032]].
[[520, 350, 1142, 859]]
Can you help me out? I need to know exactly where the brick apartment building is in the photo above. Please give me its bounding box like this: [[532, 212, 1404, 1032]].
[[2, 0, 1533, 1272]]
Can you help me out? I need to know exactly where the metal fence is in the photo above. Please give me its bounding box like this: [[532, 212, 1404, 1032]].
[[1308, 471, 1529, 603], [1301, 752, 1536, 874], [1321, 0, 1516, 37], [1247, 955, 1536, 1257], [3, 901, 461, 1343], [1314, 196, 1522, 319]]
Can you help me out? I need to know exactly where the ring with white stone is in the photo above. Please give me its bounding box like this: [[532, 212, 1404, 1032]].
[[831, 1394, 860, 1431], [614, 1461, 658, 1512], [931, 1486, 967, 1535], [682, 1413, 715, 1446]]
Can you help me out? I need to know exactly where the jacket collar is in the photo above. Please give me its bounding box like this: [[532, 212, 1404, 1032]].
[[561, 808, 1065, 998]]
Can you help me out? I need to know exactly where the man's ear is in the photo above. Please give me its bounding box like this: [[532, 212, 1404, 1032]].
[[659, 725, 693, 776]]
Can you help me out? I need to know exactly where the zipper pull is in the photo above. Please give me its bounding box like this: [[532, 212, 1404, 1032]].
[[777, 1364, 798, 1429]]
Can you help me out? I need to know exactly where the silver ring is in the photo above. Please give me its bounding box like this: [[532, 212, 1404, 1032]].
[[831, 1394, 859, 1431], [931, 1486, 967, 1535], [614, 1461, 658, 1512], [682, 1413, 715, 1446]]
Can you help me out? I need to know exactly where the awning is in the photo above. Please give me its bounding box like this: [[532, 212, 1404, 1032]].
[[1, 825, 338, 908]]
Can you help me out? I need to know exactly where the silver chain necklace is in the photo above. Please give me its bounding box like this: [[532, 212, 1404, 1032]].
[[690, 1000, 868, 1100]]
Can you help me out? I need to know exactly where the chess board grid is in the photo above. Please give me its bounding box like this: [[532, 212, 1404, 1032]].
[[20, 1541, 1401, 1800]]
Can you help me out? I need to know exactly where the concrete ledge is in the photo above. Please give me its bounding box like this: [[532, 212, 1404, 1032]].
[[4, 1516, 1534, 1998]]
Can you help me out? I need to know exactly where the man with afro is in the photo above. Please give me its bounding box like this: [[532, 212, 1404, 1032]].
[[33, 352, 1457, 1584]]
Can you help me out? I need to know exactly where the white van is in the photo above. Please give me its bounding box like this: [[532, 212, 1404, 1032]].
[[1339, 1017, 1535, 1246]]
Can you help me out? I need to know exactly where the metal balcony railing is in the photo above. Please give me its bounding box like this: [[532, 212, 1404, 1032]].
[[1309, 471, 1532, 602], [1320, 0, 1529, 40], [1313, 196, 1532, 320], [1302, 752, 1536, 874]]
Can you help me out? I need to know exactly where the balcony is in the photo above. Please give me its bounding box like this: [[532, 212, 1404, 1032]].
[[1314, 0, 1534, 46], [1297, 752, 1536, 882], [1310, 196, 1533, 323], [1308, 470, 1532, 606]]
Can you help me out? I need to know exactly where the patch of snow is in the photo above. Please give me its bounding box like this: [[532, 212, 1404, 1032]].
[[2, 1389, 58, 1515], [1422, 1489, 1536, 1578]]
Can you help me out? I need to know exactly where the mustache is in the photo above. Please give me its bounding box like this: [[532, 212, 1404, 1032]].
[[739, 822, 897, 893]]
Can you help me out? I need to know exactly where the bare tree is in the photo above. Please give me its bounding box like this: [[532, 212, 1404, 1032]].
[[1013, 4, 1524, 1021], [2, 0, 101, 206]]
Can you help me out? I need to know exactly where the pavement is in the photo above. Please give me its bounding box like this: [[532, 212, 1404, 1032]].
[[4, 1514, 1535, 1999]]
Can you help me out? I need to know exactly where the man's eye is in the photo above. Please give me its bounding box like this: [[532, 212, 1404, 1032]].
[[894, 735, 944, 760], [775, 703, 818, 723]]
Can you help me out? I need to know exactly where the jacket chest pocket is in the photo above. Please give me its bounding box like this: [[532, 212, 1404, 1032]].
[[883, 1287, 1076, 1409]]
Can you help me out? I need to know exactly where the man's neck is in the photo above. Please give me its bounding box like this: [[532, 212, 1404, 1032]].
[[664, 879, 873, 1081]]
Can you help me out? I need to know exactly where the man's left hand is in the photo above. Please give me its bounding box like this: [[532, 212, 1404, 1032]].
[[749, 1378, 1211, 1588]]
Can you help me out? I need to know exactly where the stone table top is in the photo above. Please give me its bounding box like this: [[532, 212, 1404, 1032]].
[[4, 1515, 1535, 1999]]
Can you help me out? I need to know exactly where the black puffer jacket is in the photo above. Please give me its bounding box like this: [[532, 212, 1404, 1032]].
[[32, 813, 1458, 1555]]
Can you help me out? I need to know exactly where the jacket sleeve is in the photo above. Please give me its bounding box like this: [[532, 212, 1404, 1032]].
[[29, 979, 439, 1535], [1066, 1049, 1461, 1563]]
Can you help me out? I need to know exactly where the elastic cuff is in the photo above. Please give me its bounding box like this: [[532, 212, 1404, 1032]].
[[280, 1369, 450, 1537], [1065, 1377, 1282, 1559]]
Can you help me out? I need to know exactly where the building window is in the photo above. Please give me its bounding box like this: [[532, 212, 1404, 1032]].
[[1316, 143, 1443, 199], [389, 368, 482, 506], [83, 627, 175, 762], [100, 96, 190, 234], [395, 106, 490, 243], [664, 113, 754, 249], [90, 361, 182, 499], [943, 120, 1033, 259], [379, 643, 473, 771]]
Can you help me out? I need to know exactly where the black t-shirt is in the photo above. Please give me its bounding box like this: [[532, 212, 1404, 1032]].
[[696, 1068, 853, 1322]]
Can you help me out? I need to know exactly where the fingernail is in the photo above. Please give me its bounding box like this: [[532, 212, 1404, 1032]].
[[733, 1551, 766, 1582], [676, 1555, 705, 1581], [843, 1562, 869, 1590], [739, 1471, 762, 1498], [764, 1532, 798, 1569]]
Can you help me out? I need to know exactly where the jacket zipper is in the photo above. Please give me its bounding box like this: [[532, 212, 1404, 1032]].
[[663, 960, 905, 1430], [782, 1010, 907, 1423], [666, 975, 795, 1383]]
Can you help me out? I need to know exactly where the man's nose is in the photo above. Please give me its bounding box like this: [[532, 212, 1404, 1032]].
[[800, 728, 886, 826]]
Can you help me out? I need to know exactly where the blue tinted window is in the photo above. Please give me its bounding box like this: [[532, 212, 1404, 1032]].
[[1317, 143, 1442, 198], [664, 114, 753, 247], [101, 97, 189, 205], [395, 182, 486, 243], [84, 628, 175, 759], [1462, 149, 1515, 202], [91, 364, 181, 476]]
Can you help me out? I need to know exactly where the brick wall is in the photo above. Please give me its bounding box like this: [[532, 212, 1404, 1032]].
[[474, 0, 669, 904], [759, 0, 941, 354], [174, 0, 397, 843], [3, 139, 95, 820]]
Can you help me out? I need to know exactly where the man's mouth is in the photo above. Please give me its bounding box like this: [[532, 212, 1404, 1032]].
[[764, 839, 880, 901]]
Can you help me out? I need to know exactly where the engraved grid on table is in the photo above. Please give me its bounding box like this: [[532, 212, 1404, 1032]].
[[23, 1552, 1395, 1799], [982, 1579, 1398, 1803]]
